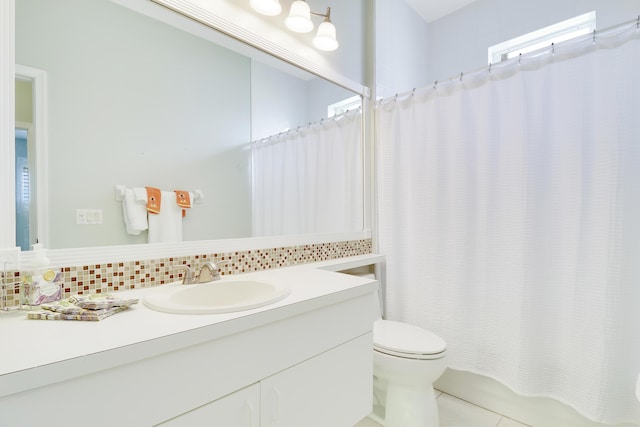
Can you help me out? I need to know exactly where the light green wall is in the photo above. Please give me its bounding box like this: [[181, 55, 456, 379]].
[[16, 0, 252, 248], [15, 80, 32, 124]]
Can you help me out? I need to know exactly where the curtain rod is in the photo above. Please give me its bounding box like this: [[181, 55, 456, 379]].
[[251, 106, 362, 145], [380, 14, 640, 106]]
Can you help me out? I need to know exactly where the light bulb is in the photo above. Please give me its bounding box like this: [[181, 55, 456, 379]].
[[285, 1, 314, 33], [250, 0, 282, 16], [313, 21, 338, 51]]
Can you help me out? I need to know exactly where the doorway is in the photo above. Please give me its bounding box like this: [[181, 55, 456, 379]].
[[14, 126, 33, 251], [15, 64, 48, 250]]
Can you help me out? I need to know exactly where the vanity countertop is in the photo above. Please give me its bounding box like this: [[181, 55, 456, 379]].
[[0, 254, 383, 398]]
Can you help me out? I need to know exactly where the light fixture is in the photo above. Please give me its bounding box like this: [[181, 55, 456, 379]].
[[249, 0, 282, 17], [312, 11, 338, 51], [250, 0, 339, 51], [284, 1, 314, 33]]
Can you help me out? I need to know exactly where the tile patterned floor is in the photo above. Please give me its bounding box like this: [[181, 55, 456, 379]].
[[354, 390, 530, 427]]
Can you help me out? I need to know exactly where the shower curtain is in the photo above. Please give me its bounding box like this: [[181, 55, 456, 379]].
[[375, 22, 640, 424], [251, 109, 363, 236]]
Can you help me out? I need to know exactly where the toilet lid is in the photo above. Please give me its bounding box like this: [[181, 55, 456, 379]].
[[374, 320, 446, 358]]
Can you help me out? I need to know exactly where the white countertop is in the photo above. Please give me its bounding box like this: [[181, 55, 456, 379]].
[[0, 254, 383, 398]]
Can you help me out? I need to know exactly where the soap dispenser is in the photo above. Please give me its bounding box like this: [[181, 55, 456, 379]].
[[21, 243, 62, 308]]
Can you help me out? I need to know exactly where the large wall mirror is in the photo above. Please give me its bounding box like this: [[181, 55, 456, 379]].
[[13, 0, 366, 251]]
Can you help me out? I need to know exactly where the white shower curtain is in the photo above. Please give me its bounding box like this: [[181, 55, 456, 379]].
[[252, 109, 363, 236], [376, 23, 640, 424]]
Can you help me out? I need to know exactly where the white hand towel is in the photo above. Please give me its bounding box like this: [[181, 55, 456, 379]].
[[122, 188, 148, 235], [133, 187, 148, 204], [147, 190, 183, 243]]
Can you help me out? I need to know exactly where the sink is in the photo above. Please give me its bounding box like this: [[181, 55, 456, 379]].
[[143, 279, 290, 314]]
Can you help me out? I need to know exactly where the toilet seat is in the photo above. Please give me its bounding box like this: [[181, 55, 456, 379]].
[[374, 319, 446, 360]]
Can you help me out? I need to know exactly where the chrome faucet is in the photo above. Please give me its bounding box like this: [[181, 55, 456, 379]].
[[175, 265, 196, 285], [197, 262, 222, 283], [176, 261, 229, 285]]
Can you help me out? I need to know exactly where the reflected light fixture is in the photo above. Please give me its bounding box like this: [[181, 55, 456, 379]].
[[249, 0, 282, 16], [250, 0, 339, 51]]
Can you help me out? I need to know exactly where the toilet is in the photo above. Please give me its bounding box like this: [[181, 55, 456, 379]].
[[369, 287, 447, 427], [344, 270, 447, 426]]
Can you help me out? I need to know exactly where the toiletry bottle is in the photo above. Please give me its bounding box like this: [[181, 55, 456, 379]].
[[21, 244, 62, 308]]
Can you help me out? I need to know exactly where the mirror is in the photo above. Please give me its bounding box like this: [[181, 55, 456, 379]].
[[15, 0, 364, 250]]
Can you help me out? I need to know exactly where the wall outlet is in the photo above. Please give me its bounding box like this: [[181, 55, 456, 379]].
[[76, 209, 103, 225]]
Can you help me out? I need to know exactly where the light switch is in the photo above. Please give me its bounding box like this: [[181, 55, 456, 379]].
[[76, 209, 87, 225], [76, 209, 103, 225]]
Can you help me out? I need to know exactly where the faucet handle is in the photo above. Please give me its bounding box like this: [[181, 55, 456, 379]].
[[175, 265, 194, 285], [197, 260, 231, 283]]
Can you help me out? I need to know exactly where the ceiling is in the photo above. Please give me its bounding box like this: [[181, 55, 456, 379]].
[[404, 0, 479, 23]]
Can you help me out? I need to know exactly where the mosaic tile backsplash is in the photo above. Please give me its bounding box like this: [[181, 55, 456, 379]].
[[1, 239, 372, 309]]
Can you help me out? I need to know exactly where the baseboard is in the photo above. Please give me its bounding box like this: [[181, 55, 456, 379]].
[[434, 369, 640, 427]]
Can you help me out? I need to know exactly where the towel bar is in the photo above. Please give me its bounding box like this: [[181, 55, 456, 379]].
[[115, 185, 204, 203]]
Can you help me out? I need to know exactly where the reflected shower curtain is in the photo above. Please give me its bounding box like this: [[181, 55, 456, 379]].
[[376, 24, 640, 423], [252, 110, 363, 236]]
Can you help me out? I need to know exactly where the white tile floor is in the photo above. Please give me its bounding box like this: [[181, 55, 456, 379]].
[[354, 390, 530, 427]]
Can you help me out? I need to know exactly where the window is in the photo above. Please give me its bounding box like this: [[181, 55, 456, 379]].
[[488, 11, 596, 64], [327, 95, 362, 118]]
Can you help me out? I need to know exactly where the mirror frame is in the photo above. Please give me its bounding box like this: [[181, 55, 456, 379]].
[[0, 0, 372, 265]]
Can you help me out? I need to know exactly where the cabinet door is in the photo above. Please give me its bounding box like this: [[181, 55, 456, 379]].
[[157, 383, 260, 427], [260, 333, 372, 427]]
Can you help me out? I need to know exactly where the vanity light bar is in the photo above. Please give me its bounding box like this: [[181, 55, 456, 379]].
[[250, 0, 339, 51]]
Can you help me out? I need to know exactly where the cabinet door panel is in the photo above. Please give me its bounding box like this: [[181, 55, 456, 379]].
[[260, 333, 372, 427], [157, 383, 260, 427]]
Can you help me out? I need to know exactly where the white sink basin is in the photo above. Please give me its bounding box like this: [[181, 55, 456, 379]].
[[143, 279, 289, 314]]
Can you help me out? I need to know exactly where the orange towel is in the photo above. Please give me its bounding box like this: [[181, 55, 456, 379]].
[[174, 190, 191, 217], [145, 187, 161, 214]]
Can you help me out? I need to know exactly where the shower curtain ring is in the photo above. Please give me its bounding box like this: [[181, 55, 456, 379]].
[[592, 29, 596, 43], [460, 72, 463, 82]]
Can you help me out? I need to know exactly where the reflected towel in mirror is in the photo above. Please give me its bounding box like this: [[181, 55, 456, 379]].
[[148, 190, 184, 243], [122, 188, 148, 235], [145, 187, 161, 214]]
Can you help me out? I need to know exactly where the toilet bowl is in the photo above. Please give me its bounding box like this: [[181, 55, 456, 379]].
[[372, 319, 447, 427], [345, 271, 447, 426]]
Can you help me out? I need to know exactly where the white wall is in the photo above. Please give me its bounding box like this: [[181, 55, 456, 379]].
[[427, 0, 640, 84], [251, 61, 362, 141], [250, 62, 309, 141], [306, 0, 367, 86], [16, 0, 252, 248], [374, 0, 431, 99], [375, 0, 639, 97]]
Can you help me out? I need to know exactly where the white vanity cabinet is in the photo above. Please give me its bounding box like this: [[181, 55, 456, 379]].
[[158, 384, 261, 427], [260, 334, 372, 427], [0, 268, 378, 427], [159, 333, 371, 427]]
